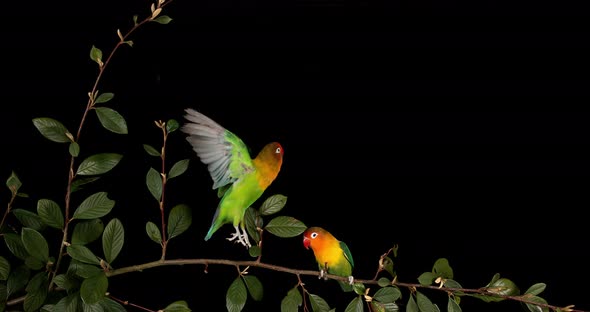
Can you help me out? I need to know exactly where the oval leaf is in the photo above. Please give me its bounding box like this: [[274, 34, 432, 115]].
[[76, 153, 123, 176], [244, 207, 262, 244], [168, 159, 190, 180], [67, 260, 102, 278], [21, 227, 49, 263], [69, 141, 80, 157], [407, 295, 418, 312], [487, 278, 520, 296], [163, 300, 191, 312], [524, 295, 549, 312], [167, 204, 192, 239], [67, 244, 100, 265], [448, 297, 462, 312], [265, 216, 307, 238], [32, 117, 71, 143], [12, 209, 45, 231], [146, 221, 162, 244], [433, 258, 453, 279], [260, 194, 287, 216], [95, 92, 114, 104], [95, 107, 128, 134], [80, 273, 108, 305], [99, 297, 127, 312], [0, 256, 9, 280], [71, 177, 101, 193], [416, 291, 437, 312], [525, 283, 547, 296], [4, 233, 29, 260], [6, 171, 22, 193], [7, 265, 30, 297], [281, 287, 302, 312], [166, 119, 179, 133], [146, 167, 162, 201], [72, 219, 104, 245], [309, 294, 331, 312], [418, 272, 436, 286], [248, 245, 261, 258], [374, 286, 402, 303], [143, 144, 161, 156], [37, 199, 64, 229], [243, 275, 263, 301], [102, 218, 124, 264], [153, 15, 173, 24], [24, 272, 48, 312], [53, 292, 81, 311], [72, 192, 115, 220], [344, 296, 363, 312], [90, 45, 103, 63], [53, 274, 80, 292], [226, 277, 247, 312]]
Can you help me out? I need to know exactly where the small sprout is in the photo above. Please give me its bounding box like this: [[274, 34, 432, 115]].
[[363, 288, 372, 302], [435, 276, 445, 288], [152, 8, 162, 18], [562, 305, 575, 312], [117, 29, 124, 41]]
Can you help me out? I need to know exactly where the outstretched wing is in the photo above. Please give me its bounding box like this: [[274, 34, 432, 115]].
[[181, 108, 254, 190], [340, 241, 354, 269]]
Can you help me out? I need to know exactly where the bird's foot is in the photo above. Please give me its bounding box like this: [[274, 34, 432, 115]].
[[226, 226, 251, 248], [319, 269, 328, 281], [348, 276, 354, 285]]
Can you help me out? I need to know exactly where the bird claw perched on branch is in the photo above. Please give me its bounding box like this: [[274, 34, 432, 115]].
[[226, 225, 251, 248]]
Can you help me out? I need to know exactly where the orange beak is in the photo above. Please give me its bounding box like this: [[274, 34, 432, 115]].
[[303, 236, 311, 250]]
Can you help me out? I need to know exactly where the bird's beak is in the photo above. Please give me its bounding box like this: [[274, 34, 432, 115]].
[[303, 236, 310, 250]]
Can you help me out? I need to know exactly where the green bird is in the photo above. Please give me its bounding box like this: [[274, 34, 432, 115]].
[[303, 226, 355, 291], [181, 109, 284, 248]]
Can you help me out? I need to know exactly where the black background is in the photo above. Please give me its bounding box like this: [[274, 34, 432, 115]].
[[1, 0, 590, 311]]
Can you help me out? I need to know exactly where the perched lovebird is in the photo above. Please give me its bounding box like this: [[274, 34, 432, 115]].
[[303, 226, 355, 292], [181, 108, 284, 248]]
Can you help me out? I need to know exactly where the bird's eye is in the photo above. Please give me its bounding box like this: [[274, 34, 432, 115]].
[[275, 147, 281, 154], [310, 232, 318, 239]]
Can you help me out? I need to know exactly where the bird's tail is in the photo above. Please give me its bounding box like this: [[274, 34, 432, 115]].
[[204, 207, 223, 241]]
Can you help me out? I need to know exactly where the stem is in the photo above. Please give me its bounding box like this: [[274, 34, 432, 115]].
[[159, 124, 169, 260], [0, 187, 17, 231], [48, 0, 176, 290]]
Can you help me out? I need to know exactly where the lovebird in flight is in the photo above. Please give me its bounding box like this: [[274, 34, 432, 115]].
[[303, 226, 355, 291], [181, 109, 284, 248]]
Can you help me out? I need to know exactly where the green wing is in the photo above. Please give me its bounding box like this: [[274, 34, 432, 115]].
[[181, 108, 254, 190], [339, 241, 354, 269]]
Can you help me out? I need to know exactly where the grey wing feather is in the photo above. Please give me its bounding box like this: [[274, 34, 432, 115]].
[[181, 108, 242, 189]]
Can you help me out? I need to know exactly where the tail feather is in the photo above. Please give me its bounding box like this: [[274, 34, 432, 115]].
[[204, 207, 223, 241]]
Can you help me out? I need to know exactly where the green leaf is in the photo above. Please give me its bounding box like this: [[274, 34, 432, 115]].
[[487, 278, 520, 296], [0, 283, 6, 312], [377, 277, 391, 287], [280, 287, 302, 312], [524, 295, 549, 312], [168, 159, 190, 180], [153, 15, 173, 24], [259, 194, 287, 216], [244, 207, 262, 244], [309, 294, 331, 312], [374, 286, 401, 303], [7, 265, 30, 297], [102, 218, 124, 264], [95, 107, 128, 134], [406, 295, 418, 312], [525, 283, 546, 296], [53, 274, 80, 292], [447, 297, 462, 312], [32, 117, 72, 143], [68, 260, 102, 278], [143, 144, 161, 156], [146, 167, 162, 201], [371, 301, 399, 312], [25, 256, 45, 270], [352, 283, 366, 295], [248, 245, 261, 258], [37, 199, 64, 229], [13, 209, 46, 231], [226, 277, 247, 312], [444, 279, 463, 290], [382, 256, 395, 277], [0, 256, 9, 280], [76, 153, 123, 176], [265, 216, 307, 238], [95, 92, 114, 104], [344, 296, 363, 312], [163, 300, 191, 312], [80, 273, 108, 305], [146, 221, 162, 244], [167, 204, 192, 239], [416, 291, 437, 312], [4, 233, 29, 260], [6, 171, 22, 193], [243, 275, 263, 301], [486, 273, 501, 287], [90, 45, 103, 64], [99, 297, 127, 312], [433, 258, 453, 279], [24, 272, 48, 312], [53, 292, 81, 312], [69, 142, 80, 157], [21, 227, 49, 263], [72, 219, 104, 245], [72, 192, 115, 220], [166, 119, 179, 132], [67, 245, 100, 265], [71, 177, 101, 193], [418, 272, 436, 286]]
